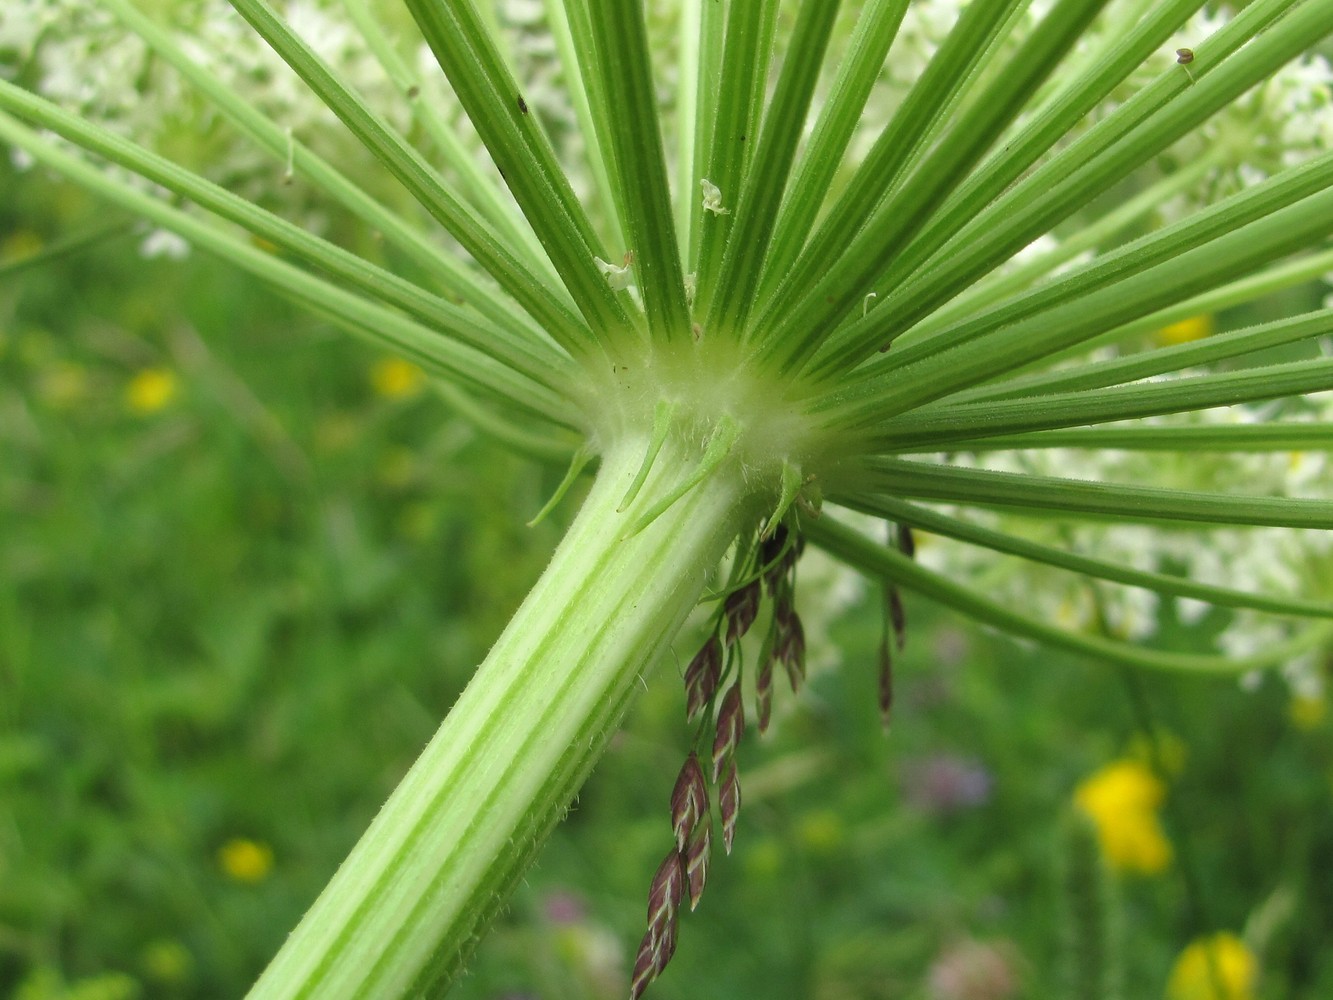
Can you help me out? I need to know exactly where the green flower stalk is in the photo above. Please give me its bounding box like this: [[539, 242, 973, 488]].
[[4, 0, 1333, 995]]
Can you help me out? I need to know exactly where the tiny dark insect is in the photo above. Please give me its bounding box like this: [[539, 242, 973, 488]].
[[1176, 47, 1196, 84], [517, 94, 529, 114]]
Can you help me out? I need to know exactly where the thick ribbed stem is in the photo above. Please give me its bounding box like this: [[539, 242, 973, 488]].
[[248, 434, 761, 999]]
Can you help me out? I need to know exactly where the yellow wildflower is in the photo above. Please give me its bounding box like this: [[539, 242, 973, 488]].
[[125, 367, 179, 414], [1155, 314, 1214, 345], [1074, 759, 1172, 875], [370, 356, 426, 399], [1166, 932, 1257, 1000], [141, 938, 193, 985], [218, 837, 274, 884], [1288, 693, 1327, 731]]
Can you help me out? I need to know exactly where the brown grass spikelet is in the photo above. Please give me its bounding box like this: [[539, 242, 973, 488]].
[[878, 637, 894, 729], [711, 682, 745, 781], [718, 759, 741, 855], [670, 752, 708, 851], [723, 579, 761, 644], [631, 849, 686, 998], [755, 648, 775, 734], [683, 635, 722, 723], [888, 585, 906, 652], [684, 818, 712, 910]]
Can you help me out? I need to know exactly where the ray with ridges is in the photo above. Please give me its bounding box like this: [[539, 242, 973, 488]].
[[757, 0, 1114, 375], [0, 113, 572, 425], [824, 152, 1333, 383], [686, 0, 727, 273], [866, 497, 1333, 620], [101, 0, 545, 345], [693, 0, 781, 318], [861, 459, 1333, 529], [953, 309, 1333, 405], [338, 0, 550, 271], [871, 0, 1207, 314], [845, 0, 1323, 357], [545, 0, 628, 256], [872, 356, 1333, 448], [809, 518, 1333, 676], [904, 423, 1333, 454], [754, 0, 1023, 324], [709, 0, 842, 338], [820, 185, 1333, 428], [403, 0, 637, 342], [583, 0, 691, 342], [756, 0, 909, 304], [228, 0, 602, 358], [0, 79, 571, 391]]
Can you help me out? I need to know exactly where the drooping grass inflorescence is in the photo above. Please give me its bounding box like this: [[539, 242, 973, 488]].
[[4, 0, 1333, 995]]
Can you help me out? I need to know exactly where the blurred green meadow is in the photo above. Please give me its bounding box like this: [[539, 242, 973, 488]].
[[3, 160, 1333, 1000]]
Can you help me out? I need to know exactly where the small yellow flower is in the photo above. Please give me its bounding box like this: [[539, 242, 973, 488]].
[[1074, 759, 1172, 875], [141, 938, 194, 984], [218, 837, 274, 884], [796, 810, 845, 856], [1156, 314, 1215, 345], [1288, 693, 1327, 731], [370, 356, 426, 399], [125, 367, 179, 414], [1166, 932, 1257, 1000]]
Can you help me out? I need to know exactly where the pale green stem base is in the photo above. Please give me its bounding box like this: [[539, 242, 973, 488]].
[[248, 436, 760, 999]]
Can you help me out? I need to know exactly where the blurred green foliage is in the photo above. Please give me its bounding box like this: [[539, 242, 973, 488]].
[[3, 163, 1333, 1000]]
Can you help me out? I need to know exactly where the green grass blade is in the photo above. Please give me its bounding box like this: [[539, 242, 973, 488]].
[[707, 0, 843, 338], [871, 357, 1333, 448], [756, 0, 1114, 376], [582, 0, 691, 342], [403, 0, 637, 344], [868, 497, 1333, 620], [809, 516, 1333, 676], [0, 78, 573, 392], [228, 0, 600, 358], [860, 458, 1333, 529]]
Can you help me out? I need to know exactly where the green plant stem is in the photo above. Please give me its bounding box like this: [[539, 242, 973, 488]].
[[247, 435, 760, 999]]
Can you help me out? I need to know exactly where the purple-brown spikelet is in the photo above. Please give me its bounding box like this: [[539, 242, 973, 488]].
[[723, 580, 761, 644], [878, 637, 893, 728], [718, 759, 741, 855], [759, 525, 790, 594], [775, 599, 806, 693], [683, 635, 722, 723], [684, 818, 712, 910], [888, 585, 906, 652], [755, 650, 774, 734], [670, 752, 708, 851], [711, 682, 745, 781], [897, 522, 916, 559], [631, 849, 687, 998]]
